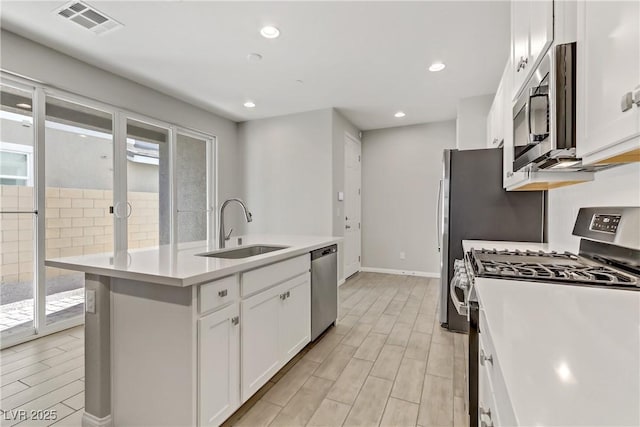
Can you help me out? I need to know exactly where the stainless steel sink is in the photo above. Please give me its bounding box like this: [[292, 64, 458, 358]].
[[198, 245, 289, 259]]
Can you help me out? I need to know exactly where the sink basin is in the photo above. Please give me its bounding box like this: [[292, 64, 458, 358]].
[[198, 245, 289, 259]]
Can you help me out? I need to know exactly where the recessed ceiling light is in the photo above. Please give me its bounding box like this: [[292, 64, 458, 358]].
[[429, 62, 446, 72], [394, 111, 406, 118], [244, 101, 256, 108], [247, 53, 263, 63], [79, 134, 87, 138], [260, 26, 280, 39], [16, 103, 31, 109]]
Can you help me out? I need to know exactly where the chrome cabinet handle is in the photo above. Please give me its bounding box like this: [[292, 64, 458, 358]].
[[633, 86, 640, 107], [218, 289, 228, 297], [345, 225, 351, 229], [480, 349, 493, 366], [480, 406, 493, 426], [621, 92, 634, 112], [516, 56, 528, 72], [280, 291, 291, 300], [231, 316, 239, 326]]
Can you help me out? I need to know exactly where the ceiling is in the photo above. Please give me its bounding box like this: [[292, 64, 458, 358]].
[[0, 1, 510, 130]]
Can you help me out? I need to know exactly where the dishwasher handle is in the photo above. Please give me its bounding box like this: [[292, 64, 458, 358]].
[[311, 245, 337, 261]]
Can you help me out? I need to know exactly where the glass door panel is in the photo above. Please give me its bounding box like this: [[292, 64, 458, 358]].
[[0, 85, 36, 337], [44, 96, 113, 325], [176, 132, 210, 243], [126, 118, 169, 248]]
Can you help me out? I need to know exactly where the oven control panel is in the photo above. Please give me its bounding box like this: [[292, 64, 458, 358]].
[[589, 214, 621, 234]]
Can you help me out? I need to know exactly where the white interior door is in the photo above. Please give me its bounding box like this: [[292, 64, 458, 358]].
[[344, 133, 361, 278]]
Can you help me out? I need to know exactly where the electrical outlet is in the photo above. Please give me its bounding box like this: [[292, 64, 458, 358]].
[[400, 252, 406, 260], [86, 289, 96, 314]]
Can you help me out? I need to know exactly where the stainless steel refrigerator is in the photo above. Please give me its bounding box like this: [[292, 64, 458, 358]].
[[438, 148, 545, 332]]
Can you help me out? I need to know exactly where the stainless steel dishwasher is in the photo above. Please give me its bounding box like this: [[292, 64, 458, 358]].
[[310, 245, 337, 341]]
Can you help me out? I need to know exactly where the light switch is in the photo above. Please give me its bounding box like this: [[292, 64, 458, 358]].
[[337, 192, 344, 201], [86, 289, 96, 313]]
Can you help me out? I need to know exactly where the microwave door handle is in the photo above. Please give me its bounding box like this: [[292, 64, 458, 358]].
[[528, 91, 550, 142], [437, 179, 443, 252], [526, 88, 533, 143]]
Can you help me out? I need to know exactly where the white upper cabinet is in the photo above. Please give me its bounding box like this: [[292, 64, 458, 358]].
[[511, 0, 554, 100], [576, 0, 640, 165], [487, 62, 509, 148]]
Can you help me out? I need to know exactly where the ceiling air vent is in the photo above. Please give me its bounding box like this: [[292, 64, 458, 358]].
[[55, 1, 122, 35]]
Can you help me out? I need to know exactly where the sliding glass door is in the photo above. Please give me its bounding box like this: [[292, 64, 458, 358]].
[[44, 95, 114, 326], [0, 83, 37, 338], [176, 130, 214, 244]]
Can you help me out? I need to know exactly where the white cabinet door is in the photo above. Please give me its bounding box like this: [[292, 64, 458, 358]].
[[240, 284, 283, 401], [511, 0, 531, 99], [577, 0, 640, 162], [199, 303, 240, 427], [279, 273, 311, 361], [511, 0, 554, 101], [528, 0, 554, 72]]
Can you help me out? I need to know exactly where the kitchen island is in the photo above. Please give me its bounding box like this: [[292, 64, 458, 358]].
[[463, 240, 640, 426], [45, 235, 341, 427]]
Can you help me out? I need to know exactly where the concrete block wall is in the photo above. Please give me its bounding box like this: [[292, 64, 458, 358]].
[[1, 185, 159, 285]]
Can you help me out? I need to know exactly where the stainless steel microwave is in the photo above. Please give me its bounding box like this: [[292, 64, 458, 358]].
[[513, 42, 578, 171]]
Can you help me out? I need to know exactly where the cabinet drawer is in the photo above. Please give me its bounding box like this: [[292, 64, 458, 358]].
[[479, 311, 517, 426], [241, 254, 310, 297], [199, 275, 239, 315]]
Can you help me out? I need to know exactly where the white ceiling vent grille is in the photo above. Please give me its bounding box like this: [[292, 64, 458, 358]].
[[55, 1, 122, 35]]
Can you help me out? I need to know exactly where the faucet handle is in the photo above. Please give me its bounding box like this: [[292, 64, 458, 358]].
[[225, 228, 233, 241]]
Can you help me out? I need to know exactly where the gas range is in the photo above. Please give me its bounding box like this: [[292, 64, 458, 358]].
[[468, 248, 639, 290], [465, 207, 640, 291]]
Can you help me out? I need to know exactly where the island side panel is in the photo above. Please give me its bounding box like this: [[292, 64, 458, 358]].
[[84, 274, 112, 423], [111, 278, 197, 426]]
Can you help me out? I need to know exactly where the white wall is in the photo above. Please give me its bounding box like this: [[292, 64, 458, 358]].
[[456, 94, 493, 150], [361, 120, 456, 275], [0, 30, 242, 232], [237, 109, 333, 236], [548, 163, 640, 252]]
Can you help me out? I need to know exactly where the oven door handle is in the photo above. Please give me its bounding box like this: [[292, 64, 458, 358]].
[[450, 276, 468, 316]]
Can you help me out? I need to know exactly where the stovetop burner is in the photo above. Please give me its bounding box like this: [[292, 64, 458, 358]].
[[470, 248, 640, 289]]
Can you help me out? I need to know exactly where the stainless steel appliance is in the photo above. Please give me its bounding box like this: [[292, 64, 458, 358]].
[[513, 42, 581, 172], [464, 206, 640, 427], [438, 148, 545, 332], [310, 245, 337, 341]]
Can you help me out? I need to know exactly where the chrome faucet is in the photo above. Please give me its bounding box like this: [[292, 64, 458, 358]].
[[219, 198, 253, 248]]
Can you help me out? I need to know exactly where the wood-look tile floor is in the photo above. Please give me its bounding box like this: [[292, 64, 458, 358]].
[[225, 272, 469, 427], [0, 272, 468, 427], [0, 325, 85, 426]]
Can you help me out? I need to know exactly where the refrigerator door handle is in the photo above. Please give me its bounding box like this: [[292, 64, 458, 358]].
[[437, 179, 443, 252]]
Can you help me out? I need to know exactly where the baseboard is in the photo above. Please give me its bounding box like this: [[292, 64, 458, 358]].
[[82, 412, 112, 427], [360, 267, 440, 278]]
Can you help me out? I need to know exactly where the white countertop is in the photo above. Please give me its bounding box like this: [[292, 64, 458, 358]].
[[45, 235, 341, 287], [464, 240, 640, 426]]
